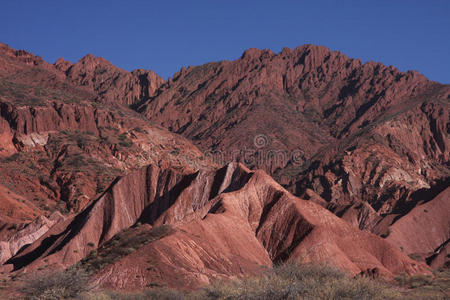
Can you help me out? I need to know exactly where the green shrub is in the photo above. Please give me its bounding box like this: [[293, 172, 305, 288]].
[[79, 287, 184, 300], [197, 263, 400, 300], [79, 225, 173, 274], [117, 133, 133, 148], [133, 127, 146, 134], [44, 263, 449, 300], [119, 140, 133, 148], [21, 268, 89, 299]]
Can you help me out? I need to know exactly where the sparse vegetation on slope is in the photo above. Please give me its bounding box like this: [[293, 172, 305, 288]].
[[195, 263, 401, 300], [20, 268, 89, 300], [77, 224, 174, 274], [15, 262, 450, 299]]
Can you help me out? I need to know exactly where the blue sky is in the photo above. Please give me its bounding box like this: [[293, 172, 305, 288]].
[[1, 1, 449, 83]]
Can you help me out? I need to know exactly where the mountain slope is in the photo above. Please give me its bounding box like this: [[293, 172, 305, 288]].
[[137, 45, 449, 236], [0, 43, 211, 265], [3, 163, 429, 290], [0, 43, 447, 291]]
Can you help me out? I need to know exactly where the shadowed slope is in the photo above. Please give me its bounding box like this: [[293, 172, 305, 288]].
[[137, 44, 449, 242], [4, 163, 429, 290]]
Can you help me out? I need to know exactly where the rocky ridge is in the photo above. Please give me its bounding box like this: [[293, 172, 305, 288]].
[[4, 163, 429, 290], [0, 42, 448, 291], [137, 45, 449, 265]]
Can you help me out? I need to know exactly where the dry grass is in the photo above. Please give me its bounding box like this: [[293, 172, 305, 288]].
[[20, 268, 89, 300], [395, 268, 450, 299], [78, 288, 184, 300], [76, 263, 402, 300], [17, 261, 450, 299], [195, 263, 400, 300]]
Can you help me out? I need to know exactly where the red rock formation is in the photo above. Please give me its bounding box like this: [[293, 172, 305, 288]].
[[0, 42, 165, 107], [0, 212, 64, 264], [139, 45, 431, 156], [386, 188, 449, 259], [0, 42, 208, 217], [4, 163, 429, 290], [137, 45, 449, 239], [57, 54, 165, 106], [427, 239, 450, 269], [0, 42, 447, 291]]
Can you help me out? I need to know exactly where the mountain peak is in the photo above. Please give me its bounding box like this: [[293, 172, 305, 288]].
[[241, 47, 275, 60]]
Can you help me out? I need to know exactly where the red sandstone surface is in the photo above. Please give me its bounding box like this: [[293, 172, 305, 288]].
[[4, 163, 430, 290], [0, 42, 448, 291], [138, 45, 449, 266], [0, 42, 210, 265]]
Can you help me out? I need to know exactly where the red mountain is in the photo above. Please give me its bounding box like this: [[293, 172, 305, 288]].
[[4, 163, 429, 290], [0, 43, 210, 263], [0, 43, 448, 292], [137, 45, 449, 265]]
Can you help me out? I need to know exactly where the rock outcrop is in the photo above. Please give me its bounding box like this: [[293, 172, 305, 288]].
[[137, 45, 449, 240], [0, 42, 209, 217], [0, 212, 64, 264], [56, 54, 165, 106], [0, 42, 447, 292], [4, 163, 429, 290], [386, 187, 450, 262]]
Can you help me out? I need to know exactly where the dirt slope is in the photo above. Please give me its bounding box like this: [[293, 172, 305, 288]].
[[4, 163, 429, 290]]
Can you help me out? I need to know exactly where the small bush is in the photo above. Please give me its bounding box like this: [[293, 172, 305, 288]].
[[119, 140, 133, 148], [21, 268, 89, 299], [118, 134, 128, 141], [79, 225, 173, 274], [133, 127, 146, 134], [117, 133, 133, 148], [408, 253, 423, 262], [79, 287, 184, 300], [197, 263, 400, 300], [394, 271, 449, 298]]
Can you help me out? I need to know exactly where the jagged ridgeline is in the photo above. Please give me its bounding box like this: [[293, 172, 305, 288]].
[[0, 42, 448, 295]]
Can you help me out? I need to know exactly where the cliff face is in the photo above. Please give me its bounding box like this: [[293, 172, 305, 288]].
[[0, 212, 64, 264], [139, 45, 433, 153], [0, 42, 209, 226], [55, 54, 165, 106], [0, 42, 448, 289], [137, 45, 449, 248], [0, 42, 165, 107], [4, 163, 429, 290]]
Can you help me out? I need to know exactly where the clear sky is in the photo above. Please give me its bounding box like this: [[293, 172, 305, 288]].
[[1, 1, 449, 83]]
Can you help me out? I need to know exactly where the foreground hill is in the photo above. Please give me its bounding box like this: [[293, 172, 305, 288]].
[[3, 163, 428, 290]]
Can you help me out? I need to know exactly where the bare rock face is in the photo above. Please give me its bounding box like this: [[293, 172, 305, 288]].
[[0, 212, 64, 264], [1, 42, 165, 108], [336, 201, 382, 231], [0, 98, 209, 215], [0, 42, 209, 218], [5, 163, 429, 290], [137, 45, 449, 239], [4, 163, 246, 270], [57, 54, 165, 106], [385, 188, 450, 257], [138, 45, 431, 159], [0, 43, 212, 284], [427, 239, 450, 269], [0, 42, 447, 291]]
